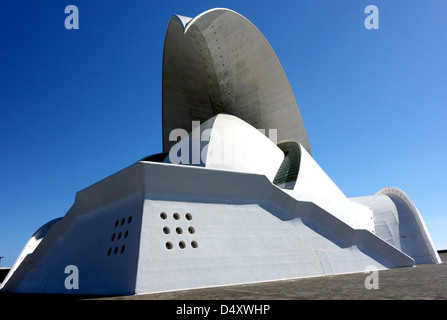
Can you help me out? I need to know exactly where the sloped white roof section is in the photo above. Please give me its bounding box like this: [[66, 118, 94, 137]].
[[162, 8, 311, 155], [166, 113, 285, 183]]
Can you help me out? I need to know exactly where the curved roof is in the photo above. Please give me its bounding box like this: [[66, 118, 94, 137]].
[[166, 113, 285, 182], [162, 8, 311, 154], [376, 187, 441, 264]]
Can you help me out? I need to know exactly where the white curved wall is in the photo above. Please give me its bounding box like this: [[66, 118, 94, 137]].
[[166, 114, 284, 183], [286, 144, 374, 231], [0, 218, 62, 290], [352, 188, 441, 264]]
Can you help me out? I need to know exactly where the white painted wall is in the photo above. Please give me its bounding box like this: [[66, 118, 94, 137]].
[[287, 144, 375, 232], [135, 162, 413, 294]]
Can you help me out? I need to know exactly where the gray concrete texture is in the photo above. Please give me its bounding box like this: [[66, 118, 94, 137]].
[[97, 252, 447, 300], [162, 9, 311, 155]]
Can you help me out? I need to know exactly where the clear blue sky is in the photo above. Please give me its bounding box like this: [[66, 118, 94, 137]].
[[1, 1, 446, 267]]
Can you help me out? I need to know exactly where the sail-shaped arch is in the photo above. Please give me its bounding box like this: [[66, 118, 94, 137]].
[[162, 8, 311, 154]]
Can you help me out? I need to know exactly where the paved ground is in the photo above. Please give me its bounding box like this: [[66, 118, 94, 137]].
[[96, 252, 447, 300]]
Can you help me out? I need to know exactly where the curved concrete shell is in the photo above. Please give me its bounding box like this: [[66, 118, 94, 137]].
[[162, 8, 311, 155], [0, 8, 440, 296], [351, 187, 441, 264], [165, 113, 285, 182]]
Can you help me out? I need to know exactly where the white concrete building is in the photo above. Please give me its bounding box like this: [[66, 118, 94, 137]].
[[0, 8, 440, 295]]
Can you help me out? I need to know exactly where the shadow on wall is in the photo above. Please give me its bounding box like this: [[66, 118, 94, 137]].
[[0, 269, 10, 283]]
